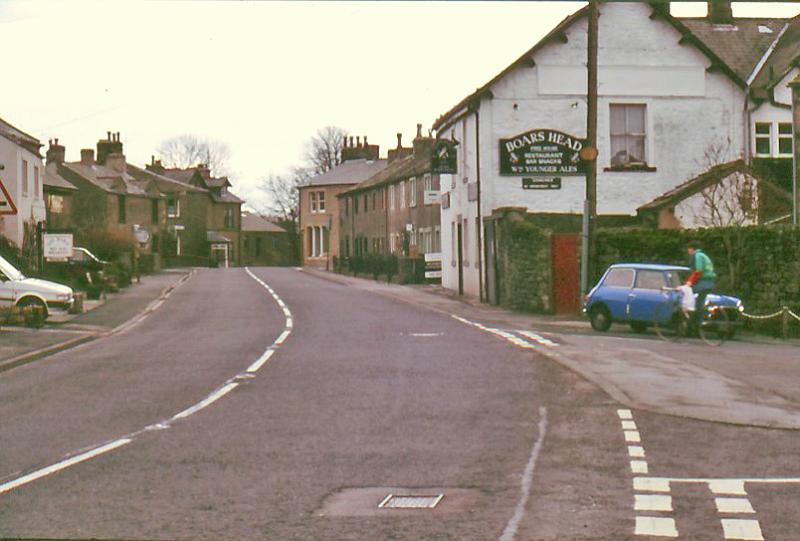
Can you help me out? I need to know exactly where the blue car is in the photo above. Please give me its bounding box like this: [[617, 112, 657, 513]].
[[584, 263, 744, 335]]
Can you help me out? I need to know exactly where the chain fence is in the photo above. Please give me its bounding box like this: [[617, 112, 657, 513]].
[[740, 306, 800, 340]]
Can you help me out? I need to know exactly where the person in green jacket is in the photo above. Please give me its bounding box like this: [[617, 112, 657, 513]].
[[685, 240, 716, 328]]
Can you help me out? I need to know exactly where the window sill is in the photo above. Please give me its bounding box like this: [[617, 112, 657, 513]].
[[604, 164, 657, 173]]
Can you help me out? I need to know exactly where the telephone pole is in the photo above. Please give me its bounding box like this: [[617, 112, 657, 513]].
[[581, 0, 599, 296]]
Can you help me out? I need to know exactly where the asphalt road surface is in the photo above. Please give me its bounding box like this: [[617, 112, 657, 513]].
[[0, 267, 797, 540]]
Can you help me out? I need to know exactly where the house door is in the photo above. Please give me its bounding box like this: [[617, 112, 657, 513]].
[[551, 234, 580, 315], [457, 222, 464, 295]]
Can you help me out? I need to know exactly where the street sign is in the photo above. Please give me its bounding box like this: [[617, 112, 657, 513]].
[[424, 252, 442, 280], [499, 129, 587, 176], [43, 233, 73, 261], [0, 176, 18, 215], [423, 190, 439, 205]]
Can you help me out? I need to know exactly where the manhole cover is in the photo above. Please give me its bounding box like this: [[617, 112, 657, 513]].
[[378, 494, 444, 509]]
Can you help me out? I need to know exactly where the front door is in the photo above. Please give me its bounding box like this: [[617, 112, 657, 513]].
[[457, 222, 464, 295]]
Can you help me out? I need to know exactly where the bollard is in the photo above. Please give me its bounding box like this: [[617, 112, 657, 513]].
[[69, 292, 85, 314], [782, 306, 790, 340]]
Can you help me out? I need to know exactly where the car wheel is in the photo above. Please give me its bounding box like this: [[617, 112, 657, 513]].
[[17, 298, 47, 328], [630, 321, 648, 333], [590, 305, 612, 332]]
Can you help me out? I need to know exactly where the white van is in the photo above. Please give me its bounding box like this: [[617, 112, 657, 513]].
[[0, 254, 74, 321]]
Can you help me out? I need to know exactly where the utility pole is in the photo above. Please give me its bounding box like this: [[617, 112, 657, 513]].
[[790, 73, 800, 226], [581, 0, 599, 296]]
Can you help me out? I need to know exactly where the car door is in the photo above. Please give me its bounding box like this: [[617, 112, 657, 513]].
[[0, 268, 16, 308], [627, 269, 668, 323], [599, 267, 636, 322]]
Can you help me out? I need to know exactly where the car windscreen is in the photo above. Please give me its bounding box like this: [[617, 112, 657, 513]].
[[0, 256, 25, 281]]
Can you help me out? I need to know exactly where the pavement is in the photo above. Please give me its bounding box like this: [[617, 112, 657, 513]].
[[0, 268, 193, 373]]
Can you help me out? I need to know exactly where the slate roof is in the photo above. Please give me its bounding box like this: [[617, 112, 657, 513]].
[[43, 163, 77, 191], [749, 16, 800, 100], [61, 161, 206, 197], [241, 211, 286, 233], [637, 160, 755, 212], [207, 230, 232, 243], [0, 116, 42, 156], [126, 164, 207, 194], [433, 3, 799, 130], [306, 158, 388, 187], [340, 139, 435, 196], [158, 166, 243, 204]]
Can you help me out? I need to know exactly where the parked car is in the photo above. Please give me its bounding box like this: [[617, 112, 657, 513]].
[[584, 263, 744, 335], [0, 254, 74, 325]]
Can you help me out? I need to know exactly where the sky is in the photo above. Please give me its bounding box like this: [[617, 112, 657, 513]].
[[2, 1, 799, 211]]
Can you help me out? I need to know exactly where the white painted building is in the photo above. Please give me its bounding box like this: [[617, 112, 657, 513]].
[[434, 1, 798, 300], [0, 117, 47, 249]]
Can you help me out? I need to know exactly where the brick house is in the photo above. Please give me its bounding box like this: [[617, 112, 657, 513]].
[[298, 137, 386, 267], [0, 116, 47, 250], [339, 127, 442, 261], [43, 139, 77, 231], [432, 1, 799, 306]]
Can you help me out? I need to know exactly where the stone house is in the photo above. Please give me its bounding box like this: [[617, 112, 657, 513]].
[[43, 139, 77, 231], [50, 133, 208, 265], [147, 162, 244, 267], [298, 137, 387, 267], [339, 127, 442, 261], [432, 1, 799, 308], [240, 211, 293, 266], [0, 116, 47, 250]]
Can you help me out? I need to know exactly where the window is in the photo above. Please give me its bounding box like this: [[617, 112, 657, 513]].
[[779, 123, 793, 155], [389, 185, 396, 210], [755, 122, 771, 155], [47, 194, 64, 214], [310, 190, 326, 213], [409, 177, 417, 207], [151, 199, 159, 223], [255, 237, 262, 257], [118, 195, 126, 223], [354, 196, 359, 214], [399, 181, 405, 209], [475, 217, 481, 265], [610, 104, 647, 167], [462, 218, 469, 265], [33, 166, 40, 199], [344, 197, 349, 216], [450, 222, 456, 266], [635, 270, 666, 290], [363, 193, 368, 212], [21, 159, 28, 196], [224, 207, 235, 228], [434, 225, 441, 253], [167, 197, 180, 218], [423, 174, 432, 192], [602, 268, 635, 288]]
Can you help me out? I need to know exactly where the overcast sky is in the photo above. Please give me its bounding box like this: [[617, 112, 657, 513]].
[[2, 1, 798, 210]]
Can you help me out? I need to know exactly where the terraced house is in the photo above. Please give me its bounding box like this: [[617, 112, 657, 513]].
[[339, 126, 442, 260]]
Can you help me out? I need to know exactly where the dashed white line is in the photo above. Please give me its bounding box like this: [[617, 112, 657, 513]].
[[635, 516, 678, 538], [0, 438, 132, 495], [716, 497, 756, 514], [720, 519, 764, 540], [247, 349, 275, 373], [171, 382, 239, 421]]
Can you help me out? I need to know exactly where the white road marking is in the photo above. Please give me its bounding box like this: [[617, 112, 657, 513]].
[[410, 332, 444, 337], [247, 349, 275, 373], [635, 494, 673, 512], [709, 480, 748, 495], [628, 446, 646, 458], [275, 330, 291, 345], [497, 407, 548, 541], [635, 516, 678, 538], [516, 330, 559, 347], [631, 460, 649, 474], [0, 438, 131, 495], [624, 430, 641, 443], [617, 409, 633, 420], [634, 477, 671, 493], [621, 420, 637, 430], [716, 498, 755, 514], [721, 519, 764, 540], [171, 382, 239, 421]]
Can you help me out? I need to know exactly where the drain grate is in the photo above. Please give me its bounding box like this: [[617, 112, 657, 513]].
[[378, 494, 444, 509]]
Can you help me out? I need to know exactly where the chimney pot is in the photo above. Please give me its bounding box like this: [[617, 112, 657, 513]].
[[107, 131, 111, 141], [349, 136, 354, 148], [55, 137, 59, 145], [396, 133, 403, 148], [364, 136, 368, 146], [416, 123, 422, 138]]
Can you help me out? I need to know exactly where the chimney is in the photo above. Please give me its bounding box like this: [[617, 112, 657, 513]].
[[341, 134, 380, 162], [388, 132, 413, 163], [416, 123, 423, 139], [97, 131, 123, 165], [80, 148, 95, 166], [708, 0, 733, 24], [106, 153, 126, 173], [46, 138, 65, 165], [396, 133, 403, 148], [146, 156, 165, 174]]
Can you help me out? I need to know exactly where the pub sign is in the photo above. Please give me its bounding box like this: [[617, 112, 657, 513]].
[[431, 139, 458, 175], [499, 129, 586, 176]]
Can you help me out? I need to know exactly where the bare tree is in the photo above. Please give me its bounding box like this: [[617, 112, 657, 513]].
[[304, 126, 346, 174], [156, 134, 231, 177], [690, 139, 757, 288], [258, 167, 311, 221]]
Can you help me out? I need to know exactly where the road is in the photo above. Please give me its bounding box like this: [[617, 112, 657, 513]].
[[0, 267, 798, 540]]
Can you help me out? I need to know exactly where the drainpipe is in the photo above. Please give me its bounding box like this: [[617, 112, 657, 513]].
[[474, 107, 484, 303]]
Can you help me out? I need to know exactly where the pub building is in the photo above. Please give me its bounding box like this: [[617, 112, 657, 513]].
[[433, 1, 798, 309]]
